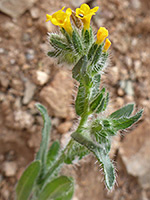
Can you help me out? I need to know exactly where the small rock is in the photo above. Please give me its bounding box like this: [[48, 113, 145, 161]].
[[57, 121, 73, 134], [14, 110, 34, 129], [0, 48, 5, 54], [125, 80, 134, 96], [25, 49, 35, 61], [131, 0, 141, 9], [30, 7, 40, 19], [125, 56, 132, 68], [117, 88, 124, 96], [0, 0, 37, 18], [39, 70, 74, 118], [115, 97, 124, 107], [2, 162, 17, 177], [23, 79, 36, 104], [119, 121, 150, 189], [120, 80, 134, 96], [35, 70, 49, 86]]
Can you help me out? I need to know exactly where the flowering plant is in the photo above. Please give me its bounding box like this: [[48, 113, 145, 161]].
[[16, 4, 143, 200]]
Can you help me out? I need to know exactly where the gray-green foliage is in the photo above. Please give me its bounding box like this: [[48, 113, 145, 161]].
[[16, 9, 143, 200]]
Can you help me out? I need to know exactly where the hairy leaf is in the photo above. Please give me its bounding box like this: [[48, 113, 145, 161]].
[[46, 141, 60, 170], [75, 82, 86, 116], [16, 161, 41, 200], [37, 176, 74, 200], [71, 132, 115, 190], [111, 110, 143, 131], [72, 30, 83, 54], [109, 104, 134, 119], [35, 104, 51, 170]]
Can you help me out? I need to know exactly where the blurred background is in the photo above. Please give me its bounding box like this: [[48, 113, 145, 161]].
[[0, 0, 150, 199]]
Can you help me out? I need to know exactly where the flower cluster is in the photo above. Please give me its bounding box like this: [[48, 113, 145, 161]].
[[46, 3, 111, 53]]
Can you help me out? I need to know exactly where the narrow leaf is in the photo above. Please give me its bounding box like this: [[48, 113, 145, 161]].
[[46, 141, 60, 169], [75, 82, 86, 116], [16, 161, 41, 200], [71, 132, 115, 190], [111, 109, 143, 131], [37, 176, 74, 200], [109, 104, 134, 119], [72, 30, 83, 54], [72, 55, 87, 81], [35, 104, 51, 169]]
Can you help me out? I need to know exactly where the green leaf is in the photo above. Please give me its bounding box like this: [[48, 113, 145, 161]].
[[92, 44, 103, 65], [72, 30, 83, 54], [16, 161, 41, 200], [71, 132, 115, 190], [111, 110, 143, 131], [103, 92, 109, 111], [88, 43, 98, 60], [89, 92, 104, 112], [96, 97, 105, 113], [65, 139, 89, 164], [47, 50, 61, 58], [72, 55, 87, 81], [50, 34, 71, 51], [37, 176, 74, 200], [75, 82, 86, 116], [90, 74, 101, 99], [46, 141, 60, 170], [109, 104, 134, 119], [35, 104, 51, 169]]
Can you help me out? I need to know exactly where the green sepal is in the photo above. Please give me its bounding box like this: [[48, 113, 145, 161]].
[[111, 110, 143, 131], [61, 27, 72, 44], [75, 82, 86, 116], [109, 103, 134, 119], [88, 42, 98, 61], [65, 139, 89, 164], [46, 141, 60, 170], [72, 55, 87, 81], [16, 161, 41, 200], [90, 74, 101, 100], [83, 29, 90, 51], [91, 52, 108, 75], [92, 44, 103, 65], [37, 176, 74, 200], [72, 30, 83, 54]]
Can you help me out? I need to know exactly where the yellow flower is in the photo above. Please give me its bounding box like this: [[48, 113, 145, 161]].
[[76, 4, 99, 30], [96, 27, 108, 45], [46, 7, 72, 34], [103, 38, 111, 52]]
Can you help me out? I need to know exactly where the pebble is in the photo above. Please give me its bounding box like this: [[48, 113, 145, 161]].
[[30, 7, 40, 19], [25, 49, 35, 61], [36, 70, 49, 86], [57, 121, 73, 134], [0, 48, 4, 54], [2, 162, 17, 177], [125, 56, 132, 68], [22, 79, 36, 105]]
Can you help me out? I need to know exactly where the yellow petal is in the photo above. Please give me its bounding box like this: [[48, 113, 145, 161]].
[[104, 38, 111, 52], [66, 8, 72, 16], [91, 6, 99, 13], [46, 14, 52, 22], [80, 3, 90, 12]]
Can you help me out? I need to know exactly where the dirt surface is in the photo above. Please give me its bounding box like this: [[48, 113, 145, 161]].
[[0, 0, 150, 199]]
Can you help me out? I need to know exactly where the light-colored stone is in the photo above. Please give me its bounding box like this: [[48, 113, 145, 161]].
[[57, 121, 73, 134], [3, 161, 17, 177], [23, 78, 36, 104], [39, 70, 74, 118], [30, 7, 39, 19], [36, 70, 49, 86], [0, 0, 37, 18], [119, 121, 150, 189]]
